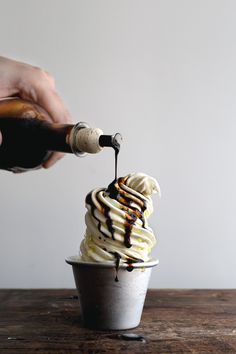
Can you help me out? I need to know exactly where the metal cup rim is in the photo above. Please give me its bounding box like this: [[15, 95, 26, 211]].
[[65, 255, 159, 269]]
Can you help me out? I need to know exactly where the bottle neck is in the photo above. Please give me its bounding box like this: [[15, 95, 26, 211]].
[[38, 121, 74, 153], [39, 121, 122, 156], [67, 122, 91, 156], [69, 125, 123, 156]]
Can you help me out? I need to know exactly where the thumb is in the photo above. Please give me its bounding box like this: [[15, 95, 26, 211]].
[[0, 130, 2, 146]]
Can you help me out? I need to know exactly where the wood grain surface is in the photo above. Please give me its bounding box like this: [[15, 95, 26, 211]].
[[0, 289, 236, 353]]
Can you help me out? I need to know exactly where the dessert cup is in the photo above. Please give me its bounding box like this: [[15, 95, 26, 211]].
[[66, 256, 159, 330]]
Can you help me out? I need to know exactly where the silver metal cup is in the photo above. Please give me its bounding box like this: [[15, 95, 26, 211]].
[[66, 256, 158, 330]]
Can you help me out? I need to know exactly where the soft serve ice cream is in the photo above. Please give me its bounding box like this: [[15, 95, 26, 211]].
[[80, 172, 160, 265]]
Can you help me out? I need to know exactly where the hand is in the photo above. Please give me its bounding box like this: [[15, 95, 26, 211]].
[[0, 56, 73, 168]]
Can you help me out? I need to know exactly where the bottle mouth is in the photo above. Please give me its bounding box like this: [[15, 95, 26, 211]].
[[112, 133, 123, 150], [99, 133, 123, 150]]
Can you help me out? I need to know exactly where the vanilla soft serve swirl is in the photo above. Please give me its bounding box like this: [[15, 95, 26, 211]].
[[80, 173, 160, 264]]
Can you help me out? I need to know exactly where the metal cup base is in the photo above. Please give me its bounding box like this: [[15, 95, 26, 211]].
[[66, 257, 159, 330]]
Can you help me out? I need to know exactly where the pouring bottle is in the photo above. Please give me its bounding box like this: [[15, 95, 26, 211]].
[[0, 98, 121, 172]]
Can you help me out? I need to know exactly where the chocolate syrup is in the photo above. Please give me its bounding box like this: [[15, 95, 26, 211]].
[[99, 133, 122, 181], [112, 252, 121, 282], [117, 333, 146, 343], [101, 200, 115, 240], [126, 264, 134, 272], [85, 191, 109, 240], [106, 177, 148, 249], [85, 134, 122, 244], [126, 256, 144, 272], [114, 148, 119, 181], [86, 134, 150, 278]]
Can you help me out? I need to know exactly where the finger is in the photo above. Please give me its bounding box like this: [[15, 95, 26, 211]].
[[42, 152, 65, 169], [36, 88, 73, 125], [17, 66, 74, 125]]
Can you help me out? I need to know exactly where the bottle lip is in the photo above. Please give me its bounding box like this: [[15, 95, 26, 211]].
[[99, 133, 122, 149], [112, 133, 122, 149], [70, 122, 90, 157]]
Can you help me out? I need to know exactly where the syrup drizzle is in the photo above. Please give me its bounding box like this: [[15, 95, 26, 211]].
[[115, 148, 119, 181], [112, 133, 121, 181], [85, 191, 109, 240], [86, 135, 148, 280], [112, 252, 122, 282], [107, 178, 148, 249]]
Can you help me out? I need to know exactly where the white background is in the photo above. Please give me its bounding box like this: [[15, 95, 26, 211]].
[[0, 0, 235, 288]]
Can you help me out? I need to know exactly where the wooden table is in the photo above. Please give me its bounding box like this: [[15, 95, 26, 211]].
[[0, 289, 236, 353]]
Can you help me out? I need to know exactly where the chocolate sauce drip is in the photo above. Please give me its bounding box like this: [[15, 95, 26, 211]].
[[101, 201, 115, 240], [124, 217, 135, 248], [126, 257, 143, 272], [114, 148, 119, 181], [140, 199, 148, 228], [126, 264, 134, 272], [108, 177, 147, 214], [86, 177, 148, 262], [99, 133, 122, 182], [112, 252, 121, 282], [85, 191, 109, 239], [106, 180, 119, 199], [98, 133, 120, 242], [113, 134, 121, 181], [106, 177, 149, 248], [85, 192, 94, 213]]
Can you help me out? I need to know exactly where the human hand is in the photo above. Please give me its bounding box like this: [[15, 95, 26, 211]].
[[0, 56, 73, 168]]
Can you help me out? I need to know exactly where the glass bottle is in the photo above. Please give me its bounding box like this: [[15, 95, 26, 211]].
[[0, 98, 121, 172]]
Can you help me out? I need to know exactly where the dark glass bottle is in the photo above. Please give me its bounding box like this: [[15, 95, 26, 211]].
[[0, 98, 121, 172]]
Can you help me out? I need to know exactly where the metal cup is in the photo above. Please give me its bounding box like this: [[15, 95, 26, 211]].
[[66, 256, 159, 330]]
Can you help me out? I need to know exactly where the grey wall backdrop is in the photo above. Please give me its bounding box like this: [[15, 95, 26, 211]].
[[0, 0, 235, 288]]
